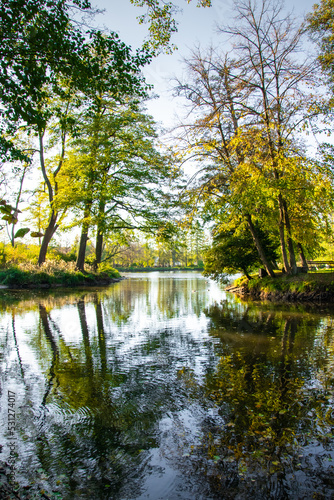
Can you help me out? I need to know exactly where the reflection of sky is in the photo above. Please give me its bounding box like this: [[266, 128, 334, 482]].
[[0, 272, 227, 497], [0, 272, 225, 435], [2, 272, 333, 499]]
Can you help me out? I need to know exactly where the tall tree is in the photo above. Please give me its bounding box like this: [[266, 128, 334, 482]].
[[175, 0, 322, 276], [60, 98, 173, 271], [35, 30, 151, 265]]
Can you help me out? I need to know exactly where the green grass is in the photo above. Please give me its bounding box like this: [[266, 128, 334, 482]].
[[0, 261, 121, 288], [234, 272, 334, 297]]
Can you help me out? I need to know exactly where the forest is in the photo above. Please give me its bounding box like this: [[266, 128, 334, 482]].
[[1, 0, 334, 284]]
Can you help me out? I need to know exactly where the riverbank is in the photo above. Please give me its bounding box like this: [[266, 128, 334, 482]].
[[0, 263, 122, 289], [114, 266, 204, 272], [226, 272, 334, 302]]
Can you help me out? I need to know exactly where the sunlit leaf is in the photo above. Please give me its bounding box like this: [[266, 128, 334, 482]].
[[31, 231, 45, 237], [14, 228, 30, 238]]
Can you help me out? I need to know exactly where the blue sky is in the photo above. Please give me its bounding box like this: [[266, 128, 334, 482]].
[[93, 0, 318, 128]]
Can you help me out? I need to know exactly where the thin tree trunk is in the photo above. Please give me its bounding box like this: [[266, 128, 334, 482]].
[[76, 202, 92, 272], [76, 223, 89, 272], [38, 211, 58, 265], [297, 242, 309, 272], [283, 200, 297, 275], [278, 195, 290, 274], [94, 200, 105, 271], [39, 304, 59, 406], [77, 300, 93, 377], [94, 230, 103, 271], [246, 214, 276, 278]]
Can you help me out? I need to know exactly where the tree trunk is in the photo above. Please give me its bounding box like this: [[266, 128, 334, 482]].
[[38, 128, 59, 266], [94, 229, 103, 271], [283, 200, 297, 275], [76, 223, 89, 272], [172, 248, 176, 267], [297, 242, 309, 272], [76, 201, 92, 272], [246, 214, 276, 278], [38, 211, 58, 265], [278, 195, 290, 274], [94, 200, 105, 271]]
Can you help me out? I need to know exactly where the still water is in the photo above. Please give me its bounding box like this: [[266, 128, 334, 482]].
[[0, 271, 334, 499]]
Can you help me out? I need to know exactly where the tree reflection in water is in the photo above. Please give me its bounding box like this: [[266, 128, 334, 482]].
[[0, 275, 333, 499], [176, 301, 334, 499]]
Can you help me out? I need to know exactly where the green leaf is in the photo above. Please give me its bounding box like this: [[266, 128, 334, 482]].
[[14, 228, 30, 238]]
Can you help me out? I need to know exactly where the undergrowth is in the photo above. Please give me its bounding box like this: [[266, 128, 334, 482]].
[[233, 272, 334, 296], [0, 260, 120, 287]]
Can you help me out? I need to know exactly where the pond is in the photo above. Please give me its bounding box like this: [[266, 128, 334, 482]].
[[0, 271, 333, 499]]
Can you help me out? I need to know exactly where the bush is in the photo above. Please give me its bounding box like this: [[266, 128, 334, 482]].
[[0, 260, 120, 287]]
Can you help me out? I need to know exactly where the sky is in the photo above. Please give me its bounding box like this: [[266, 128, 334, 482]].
[[91, 0, 318, 129]]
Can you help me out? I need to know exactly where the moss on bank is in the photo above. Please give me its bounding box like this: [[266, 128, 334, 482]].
[[230, 272, 334, 302], [0, 262, 121, 289]]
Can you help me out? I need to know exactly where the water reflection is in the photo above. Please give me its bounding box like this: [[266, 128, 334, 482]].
[[0, 273, 333, 499], [177, 301, 334, 499]]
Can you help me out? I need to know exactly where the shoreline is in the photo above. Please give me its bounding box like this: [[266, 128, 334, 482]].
[[0, 277, 123, 290], [225, 272, 334, 302], [0, 267, 204, 291]]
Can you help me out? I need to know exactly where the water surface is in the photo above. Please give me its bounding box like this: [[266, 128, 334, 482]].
[[0, 272, 333, 499]]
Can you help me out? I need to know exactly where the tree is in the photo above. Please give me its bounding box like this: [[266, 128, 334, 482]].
[[174, 0, 324, 277], [174, 50, 278, 276], [0, 0, 96, 161], [203, 223, 279, 281], [59, 96, 173, 271], [34, 30, 151, 266], [0, 0, 211, 159], [307, 0, 334, 87], [129, 0, 212, 54]]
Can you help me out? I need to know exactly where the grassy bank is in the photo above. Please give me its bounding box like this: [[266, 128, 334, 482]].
[[230, 272, 334, 301], [0, 261, 121, 288]]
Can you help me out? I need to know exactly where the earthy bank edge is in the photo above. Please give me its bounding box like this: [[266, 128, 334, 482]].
[[226, 272, 334, 302]]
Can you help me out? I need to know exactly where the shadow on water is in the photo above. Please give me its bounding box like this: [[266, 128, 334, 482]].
[[0, 273, 333, 499]]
